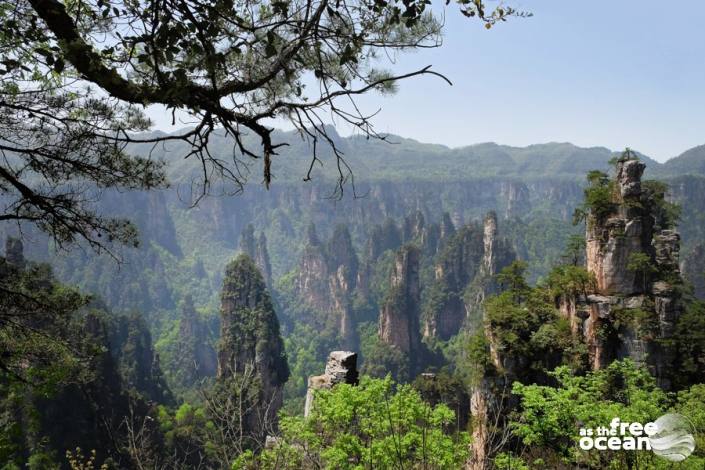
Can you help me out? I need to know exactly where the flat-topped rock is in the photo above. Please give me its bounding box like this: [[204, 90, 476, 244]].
[[324, 351, 359, 384], [586, 294, 619, 305], [304, 351, 358, 417]]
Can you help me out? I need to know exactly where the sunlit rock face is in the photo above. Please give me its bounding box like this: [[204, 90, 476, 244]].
[[423, 212, 516, 340], [562, 160, 683, 387], [304, 351, 358, 417], [378, 244, 421, 354], [291, 223, 358, 348], [586, 160, 650, 295]]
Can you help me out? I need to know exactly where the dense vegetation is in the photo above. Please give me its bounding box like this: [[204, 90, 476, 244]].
[[5, 0, 705, 466], [4, 143, 705, 468]]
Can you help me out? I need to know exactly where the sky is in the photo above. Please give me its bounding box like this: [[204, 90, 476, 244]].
[[147, 1, 705, 162]]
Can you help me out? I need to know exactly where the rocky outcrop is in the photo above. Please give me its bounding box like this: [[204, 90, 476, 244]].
[[586, 160, 652, 295], [239, 224, 272, 287], [682, 242, 705, 299], [172, 295, 217, 388], [292, 224, 358, 347], [357, 218, 404, 303], [366, 218, 403, 261], [403, 210, 426, 242], [378, 245, 422, 355], [423, 223, 482, 340], [327, 225, 359, 282], [294, 223, 330, 312], [304, 351, 359, 417], [239, 224, 257, 258], [560, 159, 683, 385], [424, 212, 515, 340], [256, 232, 273, 287], [468, 384, 492, 470], [501, 181, 530, 218]]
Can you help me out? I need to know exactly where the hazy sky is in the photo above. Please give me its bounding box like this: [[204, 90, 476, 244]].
[[147, 1, 705, 162]]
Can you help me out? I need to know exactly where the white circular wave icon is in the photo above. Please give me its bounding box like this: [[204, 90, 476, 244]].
[[648, 413, 696, 462]]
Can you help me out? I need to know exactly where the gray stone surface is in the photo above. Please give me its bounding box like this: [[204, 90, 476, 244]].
[[304, 351, 358, 417]]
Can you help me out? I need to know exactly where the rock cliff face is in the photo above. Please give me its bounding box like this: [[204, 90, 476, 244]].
[[256, 232, 273, 287], [403, 210, 426, 242], [682, 242, 705, 299], [378, 245, 422, 355], [294, 224, 330, 312], [560, 159, 682, 385], [357, 218, 404, 302], [112, 312, 174, 405], [239, 224, 273, 287], [586, 161, 653, 295], [304, 351, 359, 417], [173, 295, 217, 387], [501, 181, 530, 218], [218, 254, 289, 422], [418, 212, 456, 258], [424, 212, 516, 340], [366, 218, 403, 261], [292, 224, 358, 347]]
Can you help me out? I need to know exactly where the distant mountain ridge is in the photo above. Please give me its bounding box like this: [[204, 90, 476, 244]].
[[131, 127, 705, 184]]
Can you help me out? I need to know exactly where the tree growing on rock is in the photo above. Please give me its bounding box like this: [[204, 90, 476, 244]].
[[212, 254, 289, 455]]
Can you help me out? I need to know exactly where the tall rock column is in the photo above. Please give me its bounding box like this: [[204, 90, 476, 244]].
[[174, 295, 217, 387], [560, 159, 683, 385], [378, 245, 422, 355], [217, 254, 289, 435], [239, 224, 257, 258], [293, 223, 358, 348], [423, 213, 515, 340], [239, 224, 272, 287], [256, 232, 273, 287], [586, 159, 652, 295]]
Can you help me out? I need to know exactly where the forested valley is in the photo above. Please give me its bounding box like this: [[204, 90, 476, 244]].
[[5, 135, 705, 468], [5, 0, 705, 466]]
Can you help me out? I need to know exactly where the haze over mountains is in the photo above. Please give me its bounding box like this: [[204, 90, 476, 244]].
[[11, 127, 705, 291], [135, 127, 705, 185], [5, 126, 705, 468]]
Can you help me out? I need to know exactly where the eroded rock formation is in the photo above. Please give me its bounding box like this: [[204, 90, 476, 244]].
[[304, 351, 359, 417], [560, 159, 683, 385], [292, 223, 358, 347], [256, 232, 273, 287], [172, 295, 217, 388], [424, 212, 516, 340], [217, 254, 289, 431], [403, 210, 426, 242], [378, 245, 422, 355], [239, 224, 273, 287]]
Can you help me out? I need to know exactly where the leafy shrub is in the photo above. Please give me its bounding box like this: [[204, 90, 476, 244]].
[[239, 376, 469, 469]]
